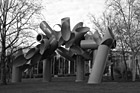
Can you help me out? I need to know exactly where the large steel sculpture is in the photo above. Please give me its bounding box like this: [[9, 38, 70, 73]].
[[11, 17, 115, 84], [88, 28, 115, 84]]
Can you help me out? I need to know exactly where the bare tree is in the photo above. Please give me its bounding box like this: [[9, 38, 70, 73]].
[[89, 12, 117, 80], [106, 0, 140, 81], [0, 0, 42, 85], [89, 0, 140, 81]]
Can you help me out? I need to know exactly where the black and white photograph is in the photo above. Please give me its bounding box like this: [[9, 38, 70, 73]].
[[0, 0, 140, 93]]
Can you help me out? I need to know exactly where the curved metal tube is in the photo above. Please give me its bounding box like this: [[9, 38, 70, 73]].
[[72, 22, 83, 32], [92, 30, 102, 45], [36, 33, 47, 42], [30, 51, 42, 65], [80, 40, 98, 49], [61, 17, 71, 41], [13, 54, 27, 67], [65, 27, 90, 48], [40, 21, 53, 38], [39, 39, 50, 55], [25, 47, 39, 60], [57, 47, 74, 62], [88, 27, 114, 84]]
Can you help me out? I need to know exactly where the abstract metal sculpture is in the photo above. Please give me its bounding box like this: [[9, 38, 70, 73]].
[[88, 28, 115, 84], [11, 17, 115, 84]]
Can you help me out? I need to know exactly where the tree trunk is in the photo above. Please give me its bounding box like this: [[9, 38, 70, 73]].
[[0, 35, 7, 85], [1, 51, 7, 85], [0, 8, 7, 85], [121, 46, 128, 80], [1, 25, 7, 84], [110, 50, 114, 80], [0, 39, 7, 85], [132, 55, 136, 81], [122, 54, 128, 80], [111, 64, 114, 80]]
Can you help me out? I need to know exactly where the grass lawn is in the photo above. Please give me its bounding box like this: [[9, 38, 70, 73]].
[[0, 76, 140, 93]]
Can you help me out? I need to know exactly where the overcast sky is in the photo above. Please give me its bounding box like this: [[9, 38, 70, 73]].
[[41, 0, 106, 30]]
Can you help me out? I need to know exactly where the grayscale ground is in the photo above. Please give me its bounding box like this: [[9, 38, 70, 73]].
[[0, 77, 140, 93]]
